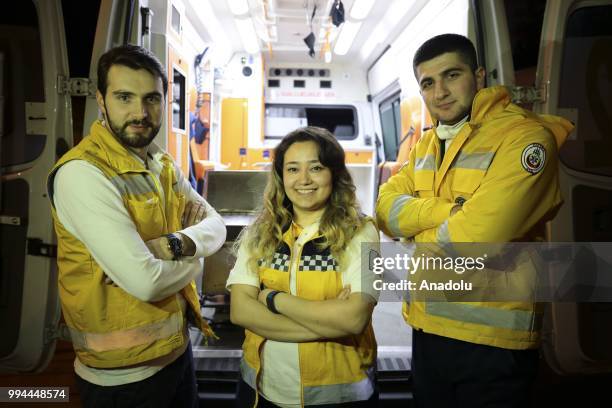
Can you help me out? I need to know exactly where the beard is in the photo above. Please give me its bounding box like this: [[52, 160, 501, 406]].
[[105, 112, 161, 148]]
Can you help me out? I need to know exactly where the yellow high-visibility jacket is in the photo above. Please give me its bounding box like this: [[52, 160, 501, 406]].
[[47, 120, 214, 368], [241, 225, 377, 406], [376, 86, 574, 349]]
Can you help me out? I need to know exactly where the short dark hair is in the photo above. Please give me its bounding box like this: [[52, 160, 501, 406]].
[[97, 44, 168, 97], [413, 34, 478, 78]]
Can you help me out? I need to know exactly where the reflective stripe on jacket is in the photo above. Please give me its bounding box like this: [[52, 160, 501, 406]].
[[47, 120, 214, 368], [376, 86, 574, 349], [241, 225, 377, 406]]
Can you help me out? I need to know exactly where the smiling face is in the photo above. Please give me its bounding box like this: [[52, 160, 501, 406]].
[[96, 65, 164, 150], [416, 51, 485, 125], [282, 141, 333, 226]]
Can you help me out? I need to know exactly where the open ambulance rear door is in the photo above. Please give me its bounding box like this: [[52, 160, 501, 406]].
[[534, 0, 612, 376], [0, 0, 130, 374], [0, 0, 72, 374]]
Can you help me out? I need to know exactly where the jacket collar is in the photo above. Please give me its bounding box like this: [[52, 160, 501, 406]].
[[468, 85, 511, 125], [282, 221, 322, 247], [467, 85, 573, 149]]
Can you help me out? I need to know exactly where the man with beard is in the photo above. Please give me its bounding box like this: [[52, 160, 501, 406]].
[[47, 45, 226, 407]]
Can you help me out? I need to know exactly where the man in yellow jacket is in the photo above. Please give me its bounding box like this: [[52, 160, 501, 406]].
[[376, 34, 573, 407], [47, 45, 226, 407]]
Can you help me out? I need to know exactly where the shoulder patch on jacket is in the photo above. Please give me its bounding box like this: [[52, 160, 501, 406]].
[[521, 143, 546, 174]]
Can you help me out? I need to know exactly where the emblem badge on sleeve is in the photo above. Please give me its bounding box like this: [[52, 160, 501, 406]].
[[521, 143, 546, 174]]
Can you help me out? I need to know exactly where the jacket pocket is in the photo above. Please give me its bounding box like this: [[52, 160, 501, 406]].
[[450, 171, 485, 202], [126, 197, 165, 240], [414, 172, 434, 197]]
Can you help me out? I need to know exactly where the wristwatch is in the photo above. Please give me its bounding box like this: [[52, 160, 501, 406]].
[[165, 233, 183, 260], [266, 290, 282, 314]]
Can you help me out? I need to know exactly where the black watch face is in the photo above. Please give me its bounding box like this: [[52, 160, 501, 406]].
[[168, 234, 182, 258]]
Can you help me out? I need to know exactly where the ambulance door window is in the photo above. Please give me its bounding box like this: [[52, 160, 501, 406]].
[[172, 68, 186, 131], [264, 104, 357, 140], [264, 105, 307, 139], [0, 0, 43, 361], [0, 2, 45, 167], [558, 5, 612, 177], [305, 106, 357, 140], [503, 0, 546, 87], [60, 0, 101, 145], [379, 94, 401, 161]]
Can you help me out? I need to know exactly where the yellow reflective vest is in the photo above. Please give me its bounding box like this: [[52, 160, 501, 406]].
[[47, 120, 214, 368], [241, 225, 377, 406], [376, 86, 574, 349]]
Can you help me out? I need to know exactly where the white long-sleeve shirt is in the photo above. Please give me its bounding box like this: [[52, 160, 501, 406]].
[[53, 149, 226, 385]]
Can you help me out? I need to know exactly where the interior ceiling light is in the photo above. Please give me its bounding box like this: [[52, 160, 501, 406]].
[[267, 0, 277, 16], [235, 18, 260, 54], [349, 0, 375, 20], [359, 0, 414, 60], [330, 0, 345, 27], [228, 0, 250, 16], [334, 20, 362, 55]]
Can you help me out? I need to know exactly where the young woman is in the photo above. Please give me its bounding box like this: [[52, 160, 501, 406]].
[[227, 126, 380, 407]]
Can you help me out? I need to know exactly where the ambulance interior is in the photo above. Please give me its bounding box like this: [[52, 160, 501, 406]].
[[1, 0, 612, 405]]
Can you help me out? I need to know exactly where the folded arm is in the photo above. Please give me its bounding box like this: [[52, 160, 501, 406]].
[[259, 289, 375, 337], [229, 284, 322, 342], [173, 162, 226, 258], [259, 221, 380, 338], [376, 146, 454, 238], [54, 161, 207, 303], [415, 129, 563, 243]]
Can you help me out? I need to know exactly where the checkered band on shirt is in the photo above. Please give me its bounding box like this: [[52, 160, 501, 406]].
[[259, 252, 291, 272], [299, 254, 338, 271]]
